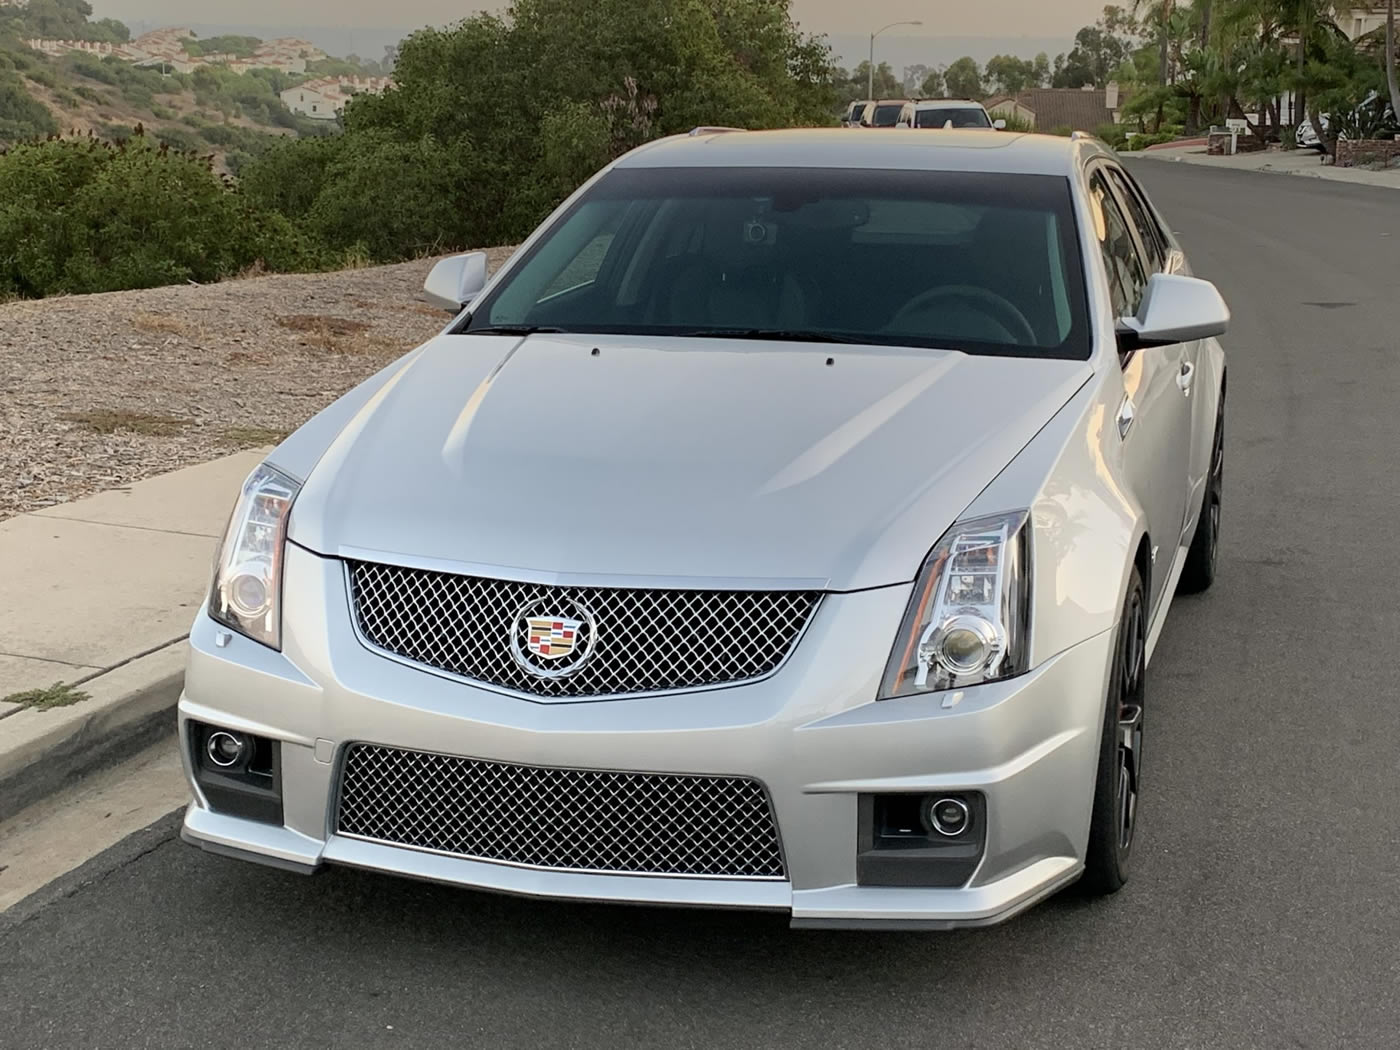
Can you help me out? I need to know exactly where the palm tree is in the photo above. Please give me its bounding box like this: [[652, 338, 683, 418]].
[[1388, 0, 1399, 123], [1132, 0, 1176, 84]]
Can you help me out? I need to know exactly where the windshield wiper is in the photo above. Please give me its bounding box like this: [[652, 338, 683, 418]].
[[465, 325, 570, 336], [679, 328, 867, 345]]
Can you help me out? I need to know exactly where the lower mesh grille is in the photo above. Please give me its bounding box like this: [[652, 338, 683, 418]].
[[336, 744, 787, 879]]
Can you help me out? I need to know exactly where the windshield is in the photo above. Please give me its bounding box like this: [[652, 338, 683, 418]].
[[871, 104, 904, 126], [915, 108, 992, 129], [464, 166, 1090, 360]]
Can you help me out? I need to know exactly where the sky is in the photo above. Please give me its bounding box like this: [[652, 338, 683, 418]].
[[93, 0, 1110, 38]]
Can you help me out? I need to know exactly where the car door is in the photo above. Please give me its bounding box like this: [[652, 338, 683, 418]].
[[1105, 164, 1208, 543], [1087, 168, 1192, 616]]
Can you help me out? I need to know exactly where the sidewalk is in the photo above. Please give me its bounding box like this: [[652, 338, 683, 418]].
[[1126, 143, 1400, 191], [0, 449, 266, 818]]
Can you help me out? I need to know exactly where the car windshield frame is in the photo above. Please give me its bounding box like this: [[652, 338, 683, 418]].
[[871, 104, 904, 126], [460, 165, 1092, 361]]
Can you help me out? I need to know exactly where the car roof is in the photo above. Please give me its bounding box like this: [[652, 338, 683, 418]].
[[911, 99, 986, 109], [616, 128, 1105, 178]]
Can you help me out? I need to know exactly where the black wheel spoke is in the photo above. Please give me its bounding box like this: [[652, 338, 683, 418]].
[[1114, 597, 1146, 853]]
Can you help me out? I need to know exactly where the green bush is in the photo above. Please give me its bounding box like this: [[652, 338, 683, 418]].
[[65, 53, 119, 86], [1095, 123, 1128, 149], [24, 67, 59, 90], [0, 70, 59, 142], [73, 84, 104, 104], [0, 132, 327, 298], [155, 126, 201, 152]]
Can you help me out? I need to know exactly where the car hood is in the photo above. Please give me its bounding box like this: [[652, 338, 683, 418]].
[[288, 334, 1091, 590]]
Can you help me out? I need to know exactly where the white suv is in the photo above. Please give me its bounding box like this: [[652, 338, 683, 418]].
[[897, 99, 1004, 130]]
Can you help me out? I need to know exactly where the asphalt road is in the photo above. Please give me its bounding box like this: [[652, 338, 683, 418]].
[[4, 162, 1400, 1050]]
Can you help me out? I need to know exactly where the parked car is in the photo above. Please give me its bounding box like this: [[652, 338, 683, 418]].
[[841, 100, 871, 127], [858, 99, 910, 128], [182, 129, 1228, 929], [896, 98, 1005, 130], [1297, 91, 1398, 150]]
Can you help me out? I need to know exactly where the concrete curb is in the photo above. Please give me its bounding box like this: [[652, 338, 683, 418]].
[[0, 643, 185, 823], [1123, 149, 1400, 191]]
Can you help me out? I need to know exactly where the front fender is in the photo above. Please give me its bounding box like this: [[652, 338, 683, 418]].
[[963, 370, 1146, 669]]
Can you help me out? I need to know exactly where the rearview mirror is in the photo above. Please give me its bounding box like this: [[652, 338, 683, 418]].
[[993, 119, 1007, 130], [423, 251, 489, 313], [1118, 273, 1229, 350]]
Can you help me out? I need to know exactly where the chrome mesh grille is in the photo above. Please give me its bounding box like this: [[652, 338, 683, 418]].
[[347, 560, 820, 698], [336, 744, 786, 878]]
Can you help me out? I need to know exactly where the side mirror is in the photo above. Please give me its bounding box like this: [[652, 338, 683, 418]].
[[993, 119, 1007, 130], [423, 251, 489, 313], [1118, 273, 1230, 350]]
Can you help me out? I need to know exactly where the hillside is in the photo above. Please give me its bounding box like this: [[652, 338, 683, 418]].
[[0, 5, 372, 170]]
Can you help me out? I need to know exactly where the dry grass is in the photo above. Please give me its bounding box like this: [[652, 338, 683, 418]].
[[277, 314, 372, 337], [276, 313, 388, 353], [129, 312, 190, 336], [62, 408, 192, 437], [219, 425, 291, 446]]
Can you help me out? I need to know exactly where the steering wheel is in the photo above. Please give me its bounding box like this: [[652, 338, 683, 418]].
[[888, 285, 1038, 346]]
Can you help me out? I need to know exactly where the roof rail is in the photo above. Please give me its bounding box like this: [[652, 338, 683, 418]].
[[688, 126, 746, 136]]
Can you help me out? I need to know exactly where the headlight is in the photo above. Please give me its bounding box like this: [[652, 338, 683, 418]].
[[209, 463, 299, 650], [879, 510, 1031, 698]]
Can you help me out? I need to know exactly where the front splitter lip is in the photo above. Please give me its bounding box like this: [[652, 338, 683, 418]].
[[179, 803, 1083, 929]]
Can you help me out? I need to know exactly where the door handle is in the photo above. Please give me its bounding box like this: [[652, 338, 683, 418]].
[[1177, 361, 1195, 395], [1117, 394, 1135, 439]]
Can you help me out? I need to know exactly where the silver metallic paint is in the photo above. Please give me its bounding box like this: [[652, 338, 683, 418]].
[[181, 130, 1227, 927]]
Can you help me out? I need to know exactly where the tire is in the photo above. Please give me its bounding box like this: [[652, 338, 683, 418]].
[[1178, 397, 1224, 595], [1081, 567, 1146, 896]]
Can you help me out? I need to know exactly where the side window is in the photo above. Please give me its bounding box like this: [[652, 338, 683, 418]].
[[1106, 167, 1167, 271], [1089, 171, 1148, 320]]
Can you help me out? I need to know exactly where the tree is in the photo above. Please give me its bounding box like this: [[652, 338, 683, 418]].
[[985, 54, 1038, 94], [944, 56, 983, 98], [1033, 52, 1052, 86], [919, 67, 946, 97], [243, 0, 839, 263], [1054, 5, 1140, 88], [837, 60, 899, 100]]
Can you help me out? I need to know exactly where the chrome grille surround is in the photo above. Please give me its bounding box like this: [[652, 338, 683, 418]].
[[346, 560, 821, 699], [335, 744, 787, 879]]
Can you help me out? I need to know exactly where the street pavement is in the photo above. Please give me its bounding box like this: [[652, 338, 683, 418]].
[[3, 162, 1399, 1049]]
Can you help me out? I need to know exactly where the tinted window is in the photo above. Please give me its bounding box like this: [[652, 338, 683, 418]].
[[872, 104, 904, 126], [1089, 171, 1148, 318], [467, 167, 1092, 360], [914, 108, 992, 129], [1105, 168, 1167, 270]]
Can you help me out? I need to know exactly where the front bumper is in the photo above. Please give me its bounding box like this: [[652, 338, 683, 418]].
[[180, 543, 1114, 929]]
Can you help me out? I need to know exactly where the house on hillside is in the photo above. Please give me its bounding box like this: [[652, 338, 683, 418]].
[[985, 84, 1124, 134], [280, 76, 392, 120]]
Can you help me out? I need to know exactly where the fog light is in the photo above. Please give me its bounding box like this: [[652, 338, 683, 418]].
[[927, 796, 971, 837], [206, 730, 249, 770]]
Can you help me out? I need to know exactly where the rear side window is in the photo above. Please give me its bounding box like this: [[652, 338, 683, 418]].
[[914, 108, 992, 129], [1089, 171, 1148, 319], [1105, 168, 1167, 271]]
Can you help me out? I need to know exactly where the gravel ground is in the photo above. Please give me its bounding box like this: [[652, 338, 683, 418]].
[[0, 249, 516, 520]]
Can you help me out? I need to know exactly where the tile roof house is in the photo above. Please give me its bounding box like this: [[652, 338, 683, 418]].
[[986, 84, 1124, 133]]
